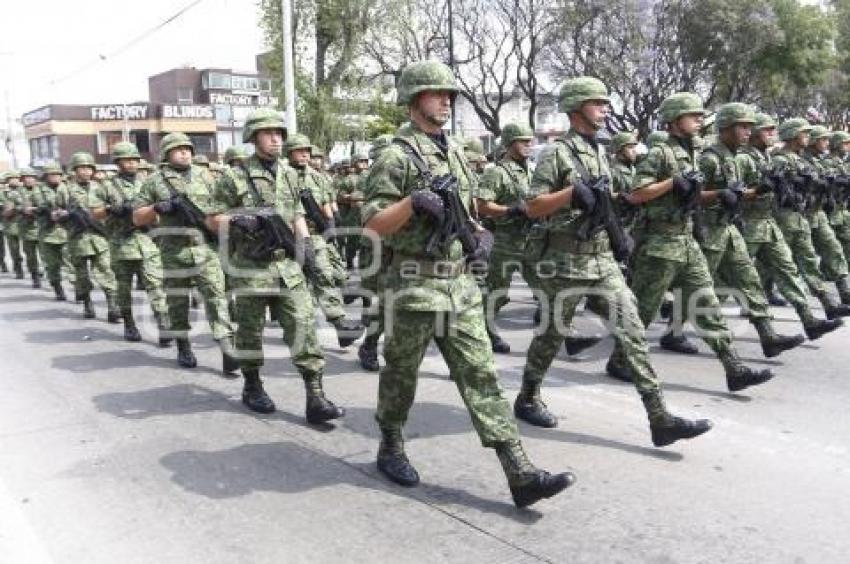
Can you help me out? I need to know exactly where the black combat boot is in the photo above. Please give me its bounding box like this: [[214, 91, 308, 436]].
[[564, 334, 602, 356], [220, 338, 239, 378], [52, 282, 66, 301], [155, 311, 173, 347], [82, 296, 96, 319], [820, 292, 850, 319], [176, 338, 197, 368], [641, 391, 713, 447], [765, 279, 788, 306], [106, 295, 121, 323], [837, 277, 850, 305], [722, 352, 774, 392], [754, 319, 804, 358], [659, 298, 674, 321], [488, 328, 511, 354], [377, 428, 420, 487], [31, 272, 41, 288], [241, 369, 276, 413], [304, 373, 345, 424], [659, 330, 699, 354], [358, 341, 380, 372], [803, 317, 843, 340], [332, 317, 364, 348], [122, 310, 142, 342], [513, 379, 558, 428], [605, 351, 633, 382], [496, 440, 575, 508]]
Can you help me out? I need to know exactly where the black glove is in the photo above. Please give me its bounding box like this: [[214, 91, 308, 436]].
[[109, 201, 133, 217], [230, 214, 260, 233], [154, 199, 174, 214], [757, 176, 778, 195], [297, 238, 322, 283], [718, 181, 745, 210], [505, 201, 528, 219], [466, 229, 494, 264], [572, 179, 596, 213], [410, 190, 445, 221]]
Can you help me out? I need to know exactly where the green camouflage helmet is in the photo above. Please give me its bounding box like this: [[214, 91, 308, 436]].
[[809, 125, 831, 141], [830, 131, 850, 150], [369, 134, 394, 159], [5, 170, 20, 180], [753, 113, 777, 131], [69, 152, 97, 170], [646, 131, 669, 147], [284, 133, 312, 154], [463, 137, 485, 155], [310, 145, 325, 158], [111, 141, 141, 162], [192, 154, 210, 166], [500, 123, 534, 148], [659, 92, 705, 124], [242, 108, 287, 143], [396, 60, 458, 106], [715, 103, 756, 130], [223, 145, 248, 164], [611, 131, 638, 153], [19, 167, 38, 178], [558, 76, 610, 113], [777, 118, 811, 141], [138, 159, 154, 171], [159, 132, 194, 162], [42, 161, 63, 175]]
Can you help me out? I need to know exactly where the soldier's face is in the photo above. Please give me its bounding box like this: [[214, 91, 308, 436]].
[[620, 145, 638, 163], [674, 114, 703, 137], [310, 157, 323, 170], [511, 140, 533, 160], [289, 148, 311, 167], [22, 177, 37, 187], [74, 166, 94, 183], [46, 173, 62, 186], [413, 90, 452, 128], [797, 132, 810, 147], [355, 159, 369, 172], [116, 158, 139, 175], [758, 127, 777, 148], [580, 100, 610, 128], [842, 141, 850, 155], [815, 138, 830, 153], [732, 123, 752, 147], [255, 129, 284, 158], [168, 147, 193, 167], [7, 179, 20, 188]]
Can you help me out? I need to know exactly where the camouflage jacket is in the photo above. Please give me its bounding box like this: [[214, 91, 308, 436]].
[[0, 188, 18, 235], [697, 142, 749, 251], [771, 149, 811, 232], [11, 185, 40, 241], [363, 122, 480, 312], [31, 183, 69, 245], [213, 154, 305, 288], [291, 165, 330, 235], [90, 174, 152, 260], [56, 180, 110, 256], [477, 157, 530, 238], [737, 145, 780, 243]]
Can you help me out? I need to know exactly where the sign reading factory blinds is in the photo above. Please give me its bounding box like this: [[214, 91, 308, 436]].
[[161, 105, 214, 119], [91, 105, 149, 120]]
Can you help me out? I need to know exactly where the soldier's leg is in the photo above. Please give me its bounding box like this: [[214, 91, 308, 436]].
[[483, 248, 520, 352], [194, 250, 234, 342], [163, 268, 197, 367], [311, 244, 347, 321], [22, 240, 39, 280], [358, 268, 384, 371], [811, 222, 850, 303], [785, 227, 847, 316], [90, 246, 119, 321], [0, 231, 6, 271], [8, 235, 22, 276], [139, 241, 169, 319], [41, 243, 65, 300], [61, 244, 76, 286], [113, 259, 135, 317]]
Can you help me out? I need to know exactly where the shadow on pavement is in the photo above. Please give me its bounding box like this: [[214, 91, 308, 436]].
[[53, 349, 221, 378], [94, 383, 240, 419], [0, 308, 75, 321], [26, 326, 125, 344]]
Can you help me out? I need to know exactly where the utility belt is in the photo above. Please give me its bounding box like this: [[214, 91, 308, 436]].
[[547, 231, 610, 254], [391, 254, 467, 278], [645, 216, 693, 235]]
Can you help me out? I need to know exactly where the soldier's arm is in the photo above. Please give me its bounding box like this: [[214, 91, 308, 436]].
[[698, 153, 722, 204], [737, 153, 761, 200], [205, 170, 239, 233], [526, 148, 574, 218], [89, 183, 111, 220], [363, 150, 414, 236], [132, 177, 161, 227], [475, 167, 510, 217], [630, 147, 675, 204]]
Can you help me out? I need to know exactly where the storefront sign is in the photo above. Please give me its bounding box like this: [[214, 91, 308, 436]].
[[90, 104, 149, 120], [161, 105, 214, 119]]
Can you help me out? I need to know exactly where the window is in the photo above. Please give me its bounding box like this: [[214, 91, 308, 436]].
[[177, 87, 194, 104], [217, 131, 234, 155], [189, 134, 214, 155], [258, 78, 271, 92], [97, 131, 123, 155], [130, 130, 150, 153], [38, 137, 49, 160], [214, 104, 232, 126], [231, 76, 259, 91], [49, 136, 59, 159], [206, 72, 231, 89], [30, 139, 39, 160]]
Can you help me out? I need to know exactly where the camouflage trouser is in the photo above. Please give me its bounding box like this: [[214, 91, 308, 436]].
[[524, 253, 661, 396], [811, 221, 848, 282], [6, 234, 22, 271], [746, 224, 813, 320], [779, 225, 832, 299], [113, 258, 168, 316], [700, 225, 770, 322], [21, 239, 40, 276], [835, 218, 850, 266], [340, 208, 361, 266], [483, 241, 538, 317], [309, 239, 347, 322], [376, 306, 519, 448], [162, 247, 233, 341], [359, 240, 385, 346], [629, 236, 735, 357], [72, 246, 117, 300], [0, 231, 5, 264], [40, 242, 67, 285], [233, 278, 324, 375]]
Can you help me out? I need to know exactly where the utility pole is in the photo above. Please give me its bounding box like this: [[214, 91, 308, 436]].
[[447, 0, 456, 135], [280, 0, 297, 133]]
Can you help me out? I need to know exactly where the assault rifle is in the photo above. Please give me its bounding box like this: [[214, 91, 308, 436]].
[[423, 173, 478, 258], [575, 177, 634, 262], [299, 189, 330, 234], [674, 170, 706, 241], [161, 177, 217, 243], [65, 205, 107, 238]]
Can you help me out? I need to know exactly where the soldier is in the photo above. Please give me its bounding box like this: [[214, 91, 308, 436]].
[[695, 103, 804, 357], [32, 161, 71, 300], [514, 77, 711, 449], [89, 142, 171, 344], [2, 171, 25, 278], [343, 152, 369, 268], [645, 131, 668, 149], [802, 126, 850, 305], [363, 60, 573, 508], [285, 133, 364, 346], [771, 119, 850, 318], [13, 168, 43, 287], [208, 109, 345, 423], [826, 131, 850, 263], [223, 145, 248, 169], [0, 173, 7, 272], [132, 133, 238, 374], [93, 165, 107, 183], [614, 92, 774, 392], [736, 113, 841, 340], [137, 160, 154, 182], [192, 154, 217, 185], [333, 157, 358, 268], [54, 152, 120, 321], [463, 138, 488, 174]]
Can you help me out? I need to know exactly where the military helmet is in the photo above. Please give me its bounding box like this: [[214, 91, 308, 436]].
[[159, 132, 194, 162], [646, 131, 669, 147], [5, 170, 20, 180], [809, 125, 831, 141], [111, 141, 141, 162], [242, 108, 287, 143], [715, 103, 756, 130], [138, 159, 154, 171], [396, 60, 458, 106], [19, 167, 38, 178], [611, 131, 638, 153], [558, 77, 610, 113], [369, 134, 394, 160], [777, 118, 811, 141], [310, 145, 325, 158], [500, 123, 534, 148], [830, 131, 850, 150], [41, 161, 63, 175], [284, 133, 312, 154], [659, 92, 705, 124], [352, 150, 370, 162], [192, 154, 210, 166], [69, 152, 97, 170], [463, 137, 485, 155], [223, 145, 249, 164], [752, 113, 777, 131]]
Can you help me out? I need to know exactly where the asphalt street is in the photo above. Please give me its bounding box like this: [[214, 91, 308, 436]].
[[0, 274, 848, 564]]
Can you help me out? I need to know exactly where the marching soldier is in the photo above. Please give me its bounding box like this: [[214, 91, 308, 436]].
[[2, 171, 25, 278], [15, 169, 43, 287], [826, 131, 850, 264], [363, 60, 573, 508], [32, 161, 71, 300]]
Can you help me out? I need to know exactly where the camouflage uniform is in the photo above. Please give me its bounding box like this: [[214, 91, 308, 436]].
[[14, 170, 42, 285], [31, 164, 72, 299], [2, 172, 24, 278], [335, 162, 363, 267], [826, 132, 850, 267]]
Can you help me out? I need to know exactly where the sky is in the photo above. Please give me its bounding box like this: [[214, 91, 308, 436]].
[[1, 0, 268, 164]]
